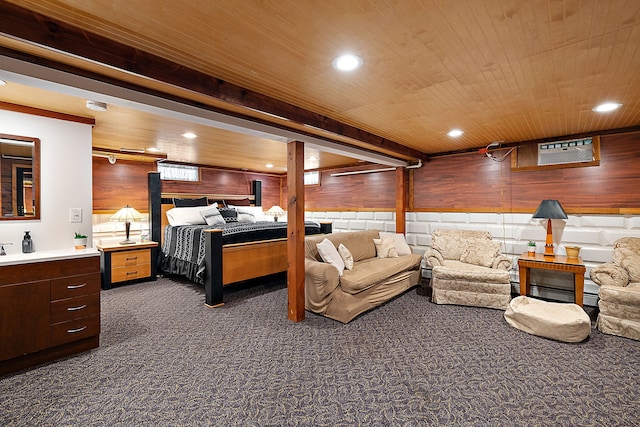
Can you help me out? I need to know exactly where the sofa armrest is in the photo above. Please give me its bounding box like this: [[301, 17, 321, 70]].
[[424, 248, 445, 267], [590, 262, 629, 287], [305, 259, 340, 313], [492, 255, 512, 270]]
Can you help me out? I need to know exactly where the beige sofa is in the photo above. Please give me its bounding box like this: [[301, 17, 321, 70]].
[[305, 229, 423, 323], [424, 229, 512, 309], [589, 237, 640, 341]]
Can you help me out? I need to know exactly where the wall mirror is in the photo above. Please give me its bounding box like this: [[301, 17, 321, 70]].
[[0, 133, 41, 220]]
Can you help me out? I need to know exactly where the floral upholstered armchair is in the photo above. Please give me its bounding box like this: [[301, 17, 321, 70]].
[[590, 237, 640, 341], [424, 229, 512, 310]]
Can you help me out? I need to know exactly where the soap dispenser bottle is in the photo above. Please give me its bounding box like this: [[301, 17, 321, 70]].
[[22, 231, 33, 253]]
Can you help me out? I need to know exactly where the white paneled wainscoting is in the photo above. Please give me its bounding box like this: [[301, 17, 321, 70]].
[[306, 211, 640, 307]]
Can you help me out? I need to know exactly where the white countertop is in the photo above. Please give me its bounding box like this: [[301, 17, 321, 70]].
[[0, 248, 100, 266]]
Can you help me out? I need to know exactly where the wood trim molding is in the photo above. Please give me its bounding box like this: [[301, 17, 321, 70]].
[[0, 101, 95, 125]]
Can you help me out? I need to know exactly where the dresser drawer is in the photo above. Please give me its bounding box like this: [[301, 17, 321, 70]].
[[50, 315, 100, 347], [50, 294, 100, 324], [111, 249, 150, 267], [51, 273, 101, 301], [112, 263, 151, 283]]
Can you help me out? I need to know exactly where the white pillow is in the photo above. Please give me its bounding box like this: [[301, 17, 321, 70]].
[[237, 212, 257, 223], [230, 205, 266, 221], [338, 243, 354, 270], [200, 206, 225, 226], [316, 238, 344, 276], [373, 237, 399, 258], [166, 206, 209, 226], [379, 232, 412, 256]]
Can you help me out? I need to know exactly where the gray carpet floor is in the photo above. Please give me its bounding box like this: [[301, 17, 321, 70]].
[[1, 276, 639, 426]]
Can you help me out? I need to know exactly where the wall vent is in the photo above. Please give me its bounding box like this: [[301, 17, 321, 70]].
[[537, 138, 594, 166]]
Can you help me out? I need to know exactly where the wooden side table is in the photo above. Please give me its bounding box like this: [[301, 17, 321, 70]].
[[97, 241, 158, 289], [517, 252, 586, 306]]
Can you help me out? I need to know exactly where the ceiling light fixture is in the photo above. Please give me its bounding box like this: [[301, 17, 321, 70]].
[[181, 132, 197, 139], [332, 54, 363, 72], [0, 79, 6, 86], [592, 102, 622, 113], [265, 164, 274, 168], [86, 100, 107, 112], [447, 129, 464, 137]]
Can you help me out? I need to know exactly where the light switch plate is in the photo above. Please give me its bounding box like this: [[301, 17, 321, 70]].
[[69, 208, 82, 223]]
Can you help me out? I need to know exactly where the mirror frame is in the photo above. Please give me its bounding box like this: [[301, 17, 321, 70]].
[[0, 133, 41, 221]]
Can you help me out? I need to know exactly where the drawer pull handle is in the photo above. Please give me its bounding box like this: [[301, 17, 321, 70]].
[[126, 271, 138, 275], [67, 326, 87, 334], [67, 304, 87, 311], [67, 283, 86, 289], [126, 256, 138, 261]]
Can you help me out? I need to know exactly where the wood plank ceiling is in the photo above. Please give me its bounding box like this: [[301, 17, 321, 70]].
[[1, 0, 639, 172]]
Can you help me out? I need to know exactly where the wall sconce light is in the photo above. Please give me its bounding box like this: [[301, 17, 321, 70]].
[[532, 200, 568, 256]]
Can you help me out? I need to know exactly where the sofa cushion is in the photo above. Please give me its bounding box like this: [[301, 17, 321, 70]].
[[338, 243, 354, 270], [317, 238, 344, 276], [340, 254, 422, 294], [373, 237, 398, 258], [432, 229, 492, 260], [460, 238, 501, 267], [379, 232, 412, 256], [435, 260, 511, 283], [613, 246, 640, 283]]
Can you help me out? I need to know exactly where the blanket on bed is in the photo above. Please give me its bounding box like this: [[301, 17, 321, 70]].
[[161, 221, 322, 284]]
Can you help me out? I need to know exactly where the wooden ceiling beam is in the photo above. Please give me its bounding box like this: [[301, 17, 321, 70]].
[[0, 2, 427, 162]]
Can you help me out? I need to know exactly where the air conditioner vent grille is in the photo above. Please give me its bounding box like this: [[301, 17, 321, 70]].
[[537, 138, 593, 166]]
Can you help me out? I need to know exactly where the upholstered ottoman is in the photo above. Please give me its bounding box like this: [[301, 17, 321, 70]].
[[504, 296, 591, 342]]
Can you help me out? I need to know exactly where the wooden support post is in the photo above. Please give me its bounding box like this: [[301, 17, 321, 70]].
[[204, 229, 224, 307], [395, 167, 407, 234], [287, 141, 305, 322]]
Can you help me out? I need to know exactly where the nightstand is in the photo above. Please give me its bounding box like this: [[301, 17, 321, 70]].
[[97, 241, 158, 290]]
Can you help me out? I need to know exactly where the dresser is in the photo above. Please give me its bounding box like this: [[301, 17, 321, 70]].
[[0, 251, 101, 376], [97, 241, 158, 289]]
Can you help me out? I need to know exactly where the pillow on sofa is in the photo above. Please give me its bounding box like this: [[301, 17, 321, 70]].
[[373, 237, 398, 259], [200, 206, 225, 226], [379, 232, 412, 256], [338, 243, 354, 270], [460, 238, 501, 267], [317, 238, 345, 276]]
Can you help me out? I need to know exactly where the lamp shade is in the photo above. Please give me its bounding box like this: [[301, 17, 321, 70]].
[[110, 205, 143, 244], [266, 205, 286, 221], [531, 200, 568, 220], [110, 205, 143, 223]]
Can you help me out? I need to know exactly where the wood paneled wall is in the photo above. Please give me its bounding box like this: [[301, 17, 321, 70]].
[[92, 158, 282, 212], [412, 132, 640, 214], [92, 132, 639, 215]]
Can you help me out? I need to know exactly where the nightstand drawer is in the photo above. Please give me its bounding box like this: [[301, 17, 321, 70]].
[[112, 263, 151, 283], [50, 315, 100, 347], [50, 294, 100, 324], [51, 273, 101, 301], [111, 249, 150, 267]]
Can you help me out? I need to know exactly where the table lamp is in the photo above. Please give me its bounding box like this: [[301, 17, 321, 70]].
[[110, 205, 143, 244], [532, 200, 568, 256], [266, 205, 286, 222]]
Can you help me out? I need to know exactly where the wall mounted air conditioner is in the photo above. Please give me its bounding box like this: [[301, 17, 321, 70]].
[[537, 137, 594, 166]]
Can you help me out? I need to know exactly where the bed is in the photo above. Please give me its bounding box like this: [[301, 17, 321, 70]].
[[147, 172, 330, 307]]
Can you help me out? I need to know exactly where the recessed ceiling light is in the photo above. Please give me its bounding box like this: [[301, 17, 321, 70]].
[[447, 129, 464, 137], [0, 80, 6, 86], [265, 164, 274, 168], [181, 132, 197, 139], [592, 102, 622, 113], [332, 54, 363, 72], [86, 100, 107, 112], [146, 147, 161, 152]]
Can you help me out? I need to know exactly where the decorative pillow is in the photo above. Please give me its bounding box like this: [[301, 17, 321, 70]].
[[237, 212, 257, 223], [460, 238, 501, 267], [379, 232, 412, 256], [231, 205, 266, 221], [373, 237, 398, 259], [218, 207, 238, 223], [316, 238, 344, 276], [173, 196, 208, 207], [337, 243, 354, 270], [200, 206, 225, 226], [166, 206, 208, 226]]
